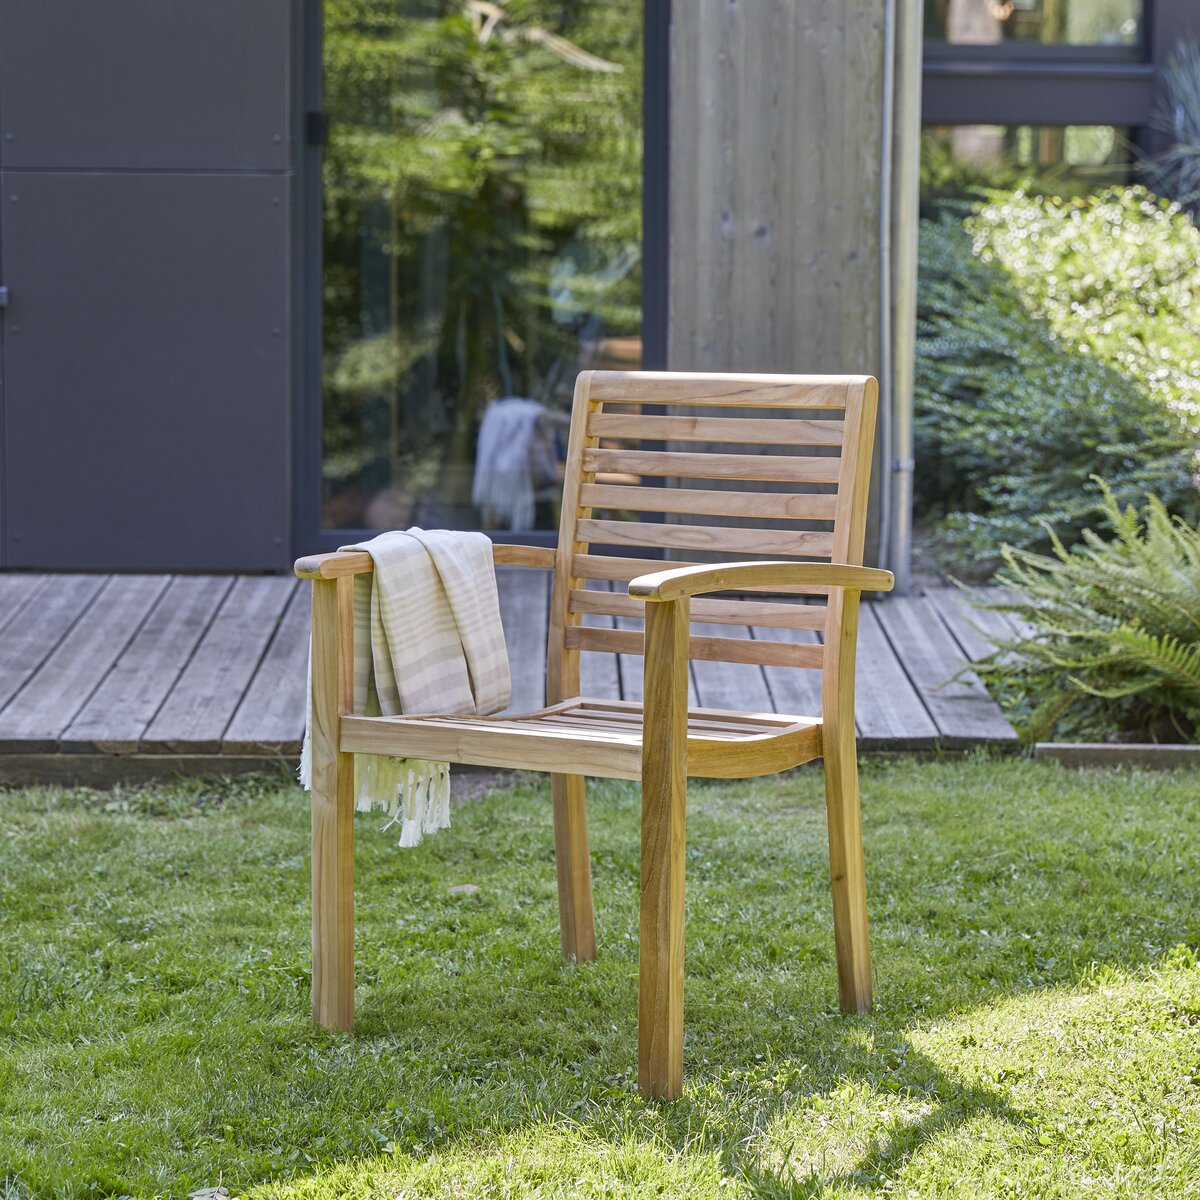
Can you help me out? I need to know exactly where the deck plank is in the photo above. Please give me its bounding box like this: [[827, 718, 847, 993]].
[[757, 626, 823, 717], [615, 606, 646, 703], [143, 577, 298, 753], [926, 586, 1014, 662], [61, 576, 236, 754], [498, 567, 549, 715], [0, 575, 109, 713], [875, 596, 1016, 747], [688, 623, 773, 713], [578, 580, 622, 701], [62, 573, 235, 748], [985, 586, 1040, 640], [223, 585, 312, 753], [0, 575, 170, 750], [0, 575, 49, 637], [853, 603, 940, 749]]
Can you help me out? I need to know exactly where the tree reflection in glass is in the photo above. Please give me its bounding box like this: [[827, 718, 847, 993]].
[[322, 0, 643, 532]]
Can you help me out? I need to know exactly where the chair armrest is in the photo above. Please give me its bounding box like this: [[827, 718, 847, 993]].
[[492, 544, 557, 569], [628, 560, 894, 602], [294, 542, 556, 580], [294, 551, 374, 580]]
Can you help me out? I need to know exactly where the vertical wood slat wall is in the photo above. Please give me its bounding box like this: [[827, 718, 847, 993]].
[[666, 0, 923, 574]]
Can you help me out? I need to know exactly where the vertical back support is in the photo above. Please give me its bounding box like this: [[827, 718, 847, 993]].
[[546, 372, 601, 961]]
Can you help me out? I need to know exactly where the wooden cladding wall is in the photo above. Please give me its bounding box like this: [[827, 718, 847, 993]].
[[667, 0, 921, 568]]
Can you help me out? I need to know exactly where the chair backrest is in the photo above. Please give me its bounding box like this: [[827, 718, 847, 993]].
[[546, 371, 879, 702]]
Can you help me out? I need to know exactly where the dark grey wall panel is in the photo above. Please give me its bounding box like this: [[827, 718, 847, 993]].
[[0, 1, 290, 170], [1, 172, 291, 570]]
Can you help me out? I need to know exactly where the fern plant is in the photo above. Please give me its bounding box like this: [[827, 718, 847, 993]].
[[973, 482, 1200, 744]]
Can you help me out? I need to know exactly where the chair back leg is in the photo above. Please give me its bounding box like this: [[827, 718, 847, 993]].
[[551, 773, 596, 961], [823, 726, 872, 1013]]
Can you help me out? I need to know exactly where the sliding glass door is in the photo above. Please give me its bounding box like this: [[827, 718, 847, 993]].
[[319, 0, 645, 537]]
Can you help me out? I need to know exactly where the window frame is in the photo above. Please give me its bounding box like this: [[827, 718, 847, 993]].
[[921, 0, 1193, 139]]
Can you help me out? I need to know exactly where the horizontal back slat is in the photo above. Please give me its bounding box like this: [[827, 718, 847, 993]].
[[576, 517, 834, 558], [578, 482, 838, 522], [570, 588, 827, 632], [582, 448, 840, 484], [587, 413, 844, 446], [586, 371, 858, 407], [550, 372, 872, 681], [565, 625, 824, 669]]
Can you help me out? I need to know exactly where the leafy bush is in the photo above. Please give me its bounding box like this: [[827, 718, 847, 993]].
[[919, 131, 1035, 218], [973, 483, 1200, 744], [973, 187, 1200, 426], [1145, 37, 1200, 214], [919, 129, 1100, 219], [916, 187, 1200, 566]]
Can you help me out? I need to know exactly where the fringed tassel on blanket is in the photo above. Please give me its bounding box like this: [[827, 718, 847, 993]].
[[356, 756, 451, 848], [299, 652, 450, 848]]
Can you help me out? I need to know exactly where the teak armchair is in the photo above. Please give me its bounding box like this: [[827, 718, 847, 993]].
[[295, 370, 893, 1100]]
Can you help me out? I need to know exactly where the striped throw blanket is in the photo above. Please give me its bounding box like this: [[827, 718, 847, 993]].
[[301, 529, 510, 846]]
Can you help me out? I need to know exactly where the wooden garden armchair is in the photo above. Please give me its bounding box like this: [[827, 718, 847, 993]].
[[295, 370, 893, 1100]]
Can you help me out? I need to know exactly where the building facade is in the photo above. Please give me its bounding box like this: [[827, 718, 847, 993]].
[[0, 0, 1193, 572]]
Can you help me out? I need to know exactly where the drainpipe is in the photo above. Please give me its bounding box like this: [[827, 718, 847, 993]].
[[879, 0, 921, 595], [877, 0, 896, 578]]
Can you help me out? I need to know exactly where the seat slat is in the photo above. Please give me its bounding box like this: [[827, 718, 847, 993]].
[[587, 413, 844, 446], [340, 699, 823, 781], [569, 588, 827, 631], [587, 371, 856, 408], [572, 554, 834, 597], [545, 714, 762, 739], [552, 712, 791, 737], [576, 518, 834, 559], [578, 482, 838, 522], [577, 698, 806, 727], [342, 714, 645, 779], [566, 625, 824, 669], [582, 448, 841, 484]]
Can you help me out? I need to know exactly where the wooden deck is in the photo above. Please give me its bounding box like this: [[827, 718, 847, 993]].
[[0, 570, 1018, 784]]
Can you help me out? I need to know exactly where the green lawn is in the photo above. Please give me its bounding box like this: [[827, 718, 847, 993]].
[[2, 760, 1199, 1199]]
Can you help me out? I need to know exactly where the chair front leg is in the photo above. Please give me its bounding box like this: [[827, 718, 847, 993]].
[[310, 576, 356, 1031], [638, 596, 690, 1099]]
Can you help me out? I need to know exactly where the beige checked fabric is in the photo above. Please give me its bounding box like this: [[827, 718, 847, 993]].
[[301, 528, 510, 846]]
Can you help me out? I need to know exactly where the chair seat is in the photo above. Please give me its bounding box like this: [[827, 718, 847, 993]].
[[339, 698, 822, 780]]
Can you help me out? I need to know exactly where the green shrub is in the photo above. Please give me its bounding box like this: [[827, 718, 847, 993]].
[[1145, 37, 1200, 214], [972, 187, 1200, 425], [915, 188, 1200, 566], [973, 483, 1200, 744], [918, 129, 1100, 219]]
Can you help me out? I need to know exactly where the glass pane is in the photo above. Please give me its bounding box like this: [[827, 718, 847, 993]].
[[922, 125, 1133, 204], [924, 0, 1141, 47], [322, 1, 643, 532]]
